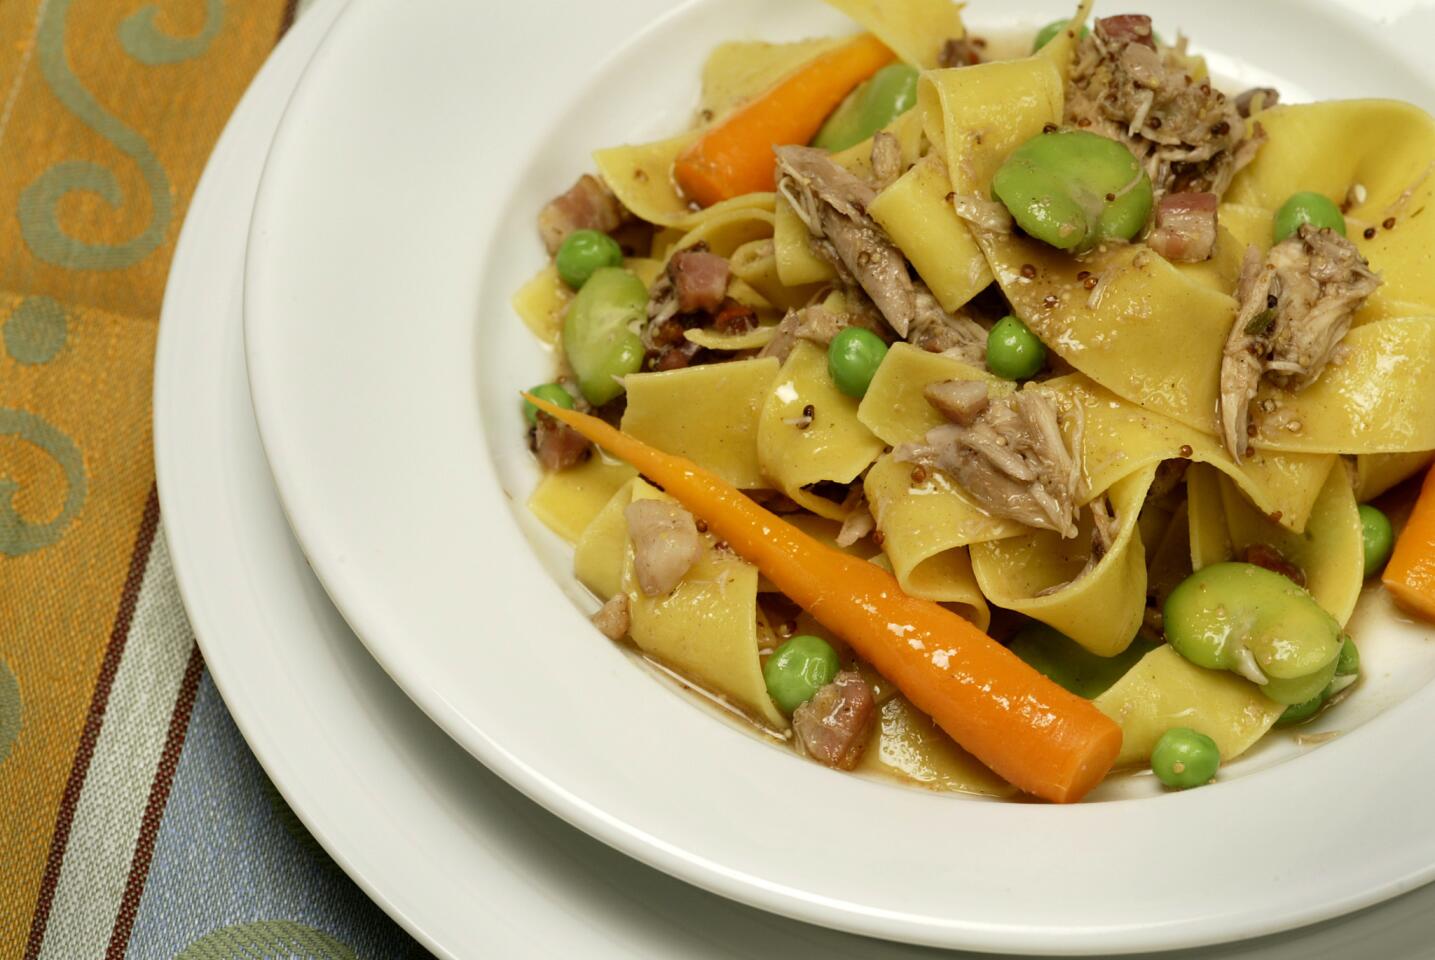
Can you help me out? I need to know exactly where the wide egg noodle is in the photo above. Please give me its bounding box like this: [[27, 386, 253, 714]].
[[1214, 464, 1364, 626], [684, 324, 779, 351], [1061, 375, 1334, 532], [918, 54, 1064, 191], [868, 155, 993, 313], [622, 357, 780, 489], [527, 456, 638, 545], [971, 465, 1157, 657], [623, 482, 787, 731], [1246, 316, 1435, 455], [1224, 100, 1435, 324], [1031, 0, 1095, 75], [1186, 462, 1233, 570], [573, 477, 638, 600], [856, 342, 1007, 446], [700, 38, 845, 120], [866, 453, 1023, 595], [1355, 451, 1435, 501], [978, 235, 1236, 435], [756, 341, 885, 520], [857, 696, 1013, 797], [729, 239, 828, 310], [821, 0, 964, 69], [1093, 645, 1284, 768], [867, 550, 989, 632], [651, 196, 777, 261]]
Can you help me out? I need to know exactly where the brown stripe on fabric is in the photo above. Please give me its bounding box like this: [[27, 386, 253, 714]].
[[22, 486, 162, 960], [277, 0, 301, 40], [105, 642, 205, 957]]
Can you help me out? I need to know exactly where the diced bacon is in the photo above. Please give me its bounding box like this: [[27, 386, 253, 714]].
[[1095, 14, 1156, 49], [793, 671, 876, 770], [537, 174, 626, 255], [625, 500, 703, 596], [669, 249, 730, 314], [1147, 192, 1219, 263], [531, 413, 591, 471]]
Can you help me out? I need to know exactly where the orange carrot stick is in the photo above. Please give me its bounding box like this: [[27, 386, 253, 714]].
[[673, 34, 895, 208], [1383, 465, 1435, 621], [527, 395, 1123, 803]]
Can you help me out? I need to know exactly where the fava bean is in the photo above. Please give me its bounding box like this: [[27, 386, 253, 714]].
[[1032, 19, 1089, 52], [1358, 504, 1394, 578], [992, 130, 1153, 252], [1007, 623, 1157, 699], [986, 315, 1048, 380], [1162, 562, 1343, 705], [764, 634, 841, 714], [1277, 635, 1360, 726], [1272, 192, 1346, 244], [1151, 727, 1220, 788], [562, 267, 647, 406], [828, 327, 888, 398], [522, 383, 575, 426], [556, 229, 624, 289], [812, 64, 920, 154]]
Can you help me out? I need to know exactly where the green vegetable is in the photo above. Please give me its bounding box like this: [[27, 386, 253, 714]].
[[1032, 19, 1089, 52], [992, 130, 1153, 252], [556, 229, 624, 289], [764, 634, 841, 714], [1151, 727, 1220, 789], [827, 327, 889, 398], [1277, 636, 1360, 726], [812, 64, 920, 153], [1162, 562, 1343, 705], [1007, 623, 1157, 699], [986, 315, 1048, 380], [1272, 191, 1347, 244], [562, 267, 647, 406], [522, 383, 575, 426], [1358, 504, 1394, 578]]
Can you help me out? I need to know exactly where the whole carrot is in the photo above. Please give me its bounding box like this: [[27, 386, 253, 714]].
[[1383, 465, 1435, 621], [673, 34, 895, 208], [527, 395, 1123, 803]]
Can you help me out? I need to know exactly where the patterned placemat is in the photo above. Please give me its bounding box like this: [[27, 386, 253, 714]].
[[1, 1, 426, 955]]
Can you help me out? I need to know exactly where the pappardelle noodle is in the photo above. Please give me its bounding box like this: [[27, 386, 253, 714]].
[[514, 0, 1435, 803]]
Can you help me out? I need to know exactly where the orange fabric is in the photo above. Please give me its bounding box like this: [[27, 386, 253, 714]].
[[0, 0, 289, 943]]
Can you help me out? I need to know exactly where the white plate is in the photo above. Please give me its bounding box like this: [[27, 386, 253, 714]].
[[157, 2, 1435, 958], [242, 0, 1435, 953]]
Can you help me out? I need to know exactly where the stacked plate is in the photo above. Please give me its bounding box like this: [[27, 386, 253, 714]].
[[155, 0, 1435, 956]]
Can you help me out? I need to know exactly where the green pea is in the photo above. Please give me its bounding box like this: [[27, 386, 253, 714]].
[[562, 267, 647, 406], [522, 383, 575, 426], [992, 130, 1153, 253], [1007, 623, 1157, 699], [812, 64, 920, 153], [986, 315, 1048, 380], [1163, 562, 1343, 705], [1358, 504, 1394, 578], [1032, 19, 1089, 52], [764, 634, 840, 714], [1272, 192, 1346, 244], [1151, 727, 1220, 789], [556, 229, 624, 289], [827, 327, 888, 398], [1335, 635, 1360, 678]]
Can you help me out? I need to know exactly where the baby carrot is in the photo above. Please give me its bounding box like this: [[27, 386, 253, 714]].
[[1383, 465, 1435, 621], [527, 395, 1123, 803], [673, 34, 895, 208]]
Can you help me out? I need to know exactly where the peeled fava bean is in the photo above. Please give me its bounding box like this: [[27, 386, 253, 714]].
[[1162, 562, 1343, 705], [812, 64, 920, 154], [992, 130, 1153, 252], [562, 266, 647, 406], [1278, 635, 1361, 725]]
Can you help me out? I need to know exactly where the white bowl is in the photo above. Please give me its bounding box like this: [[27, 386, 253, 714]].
[[243, 0, 1435, 952]]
